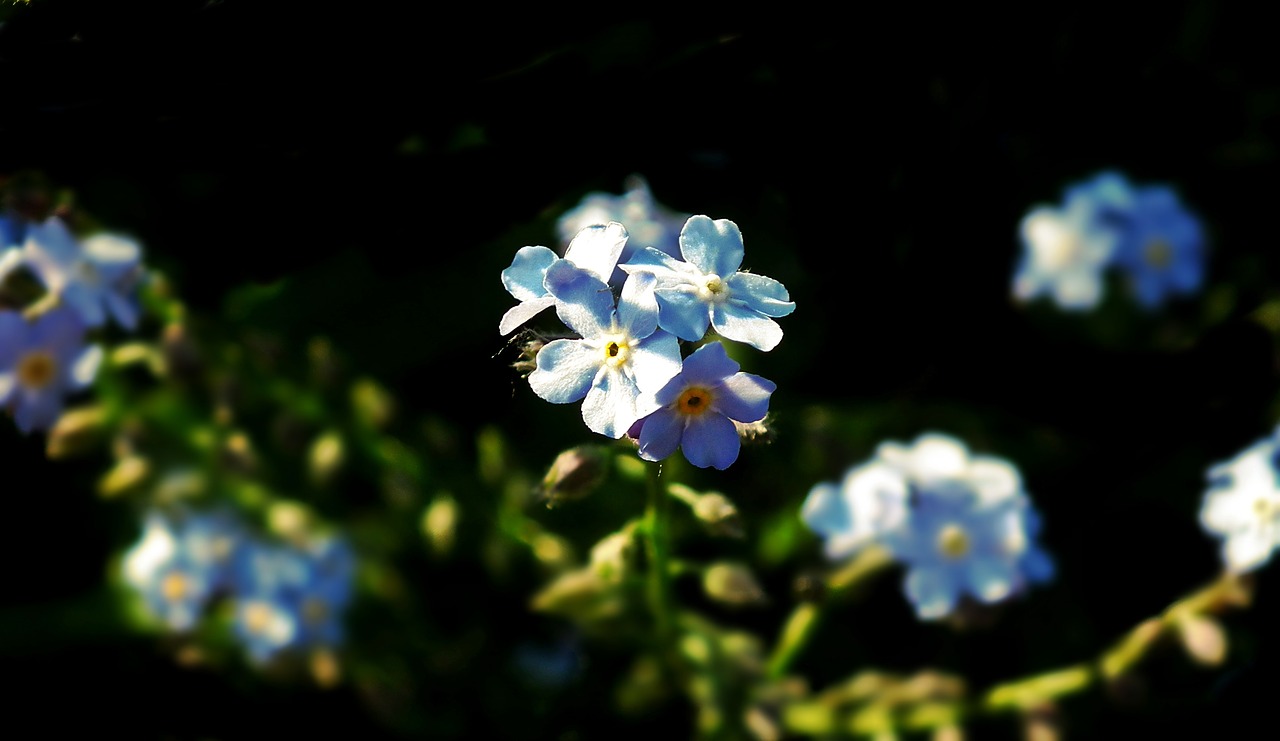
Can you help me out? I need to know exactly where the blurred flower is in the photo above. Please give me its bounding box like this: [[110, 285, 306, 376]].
[[527, 262, 681, 439], [0, 307, 101, 433], [1012, 201, 1116, 311], [122, 509, 243, 632], [557, 175, 687, 266], [499, 222, 629, 335], [231, 535, 356, 663], [1111, 185, 1205, 309], [21, 217, 144, 330], [634, 341, 775, 470], [622, 216, 795, 351], [802, 433, 1052, 619], [1200, 429, 1280, 573]]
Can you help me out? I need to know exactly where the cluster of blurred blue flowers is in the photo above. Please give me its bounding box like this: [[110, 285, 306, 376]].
[[501, 180, 793, 470], [801, 433, 1053, 619], [123, 507, 356, 664], [1013, 171, 1205, 311], [0, 212, 143, 433]]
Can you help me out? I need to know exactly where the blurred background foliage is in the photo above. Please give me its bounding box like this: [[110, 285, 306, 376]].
[[4, 1, 1280, 738]]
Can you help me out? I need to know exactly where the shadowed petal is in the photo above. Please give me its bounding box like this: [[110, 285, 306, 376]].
[[714, 372, 774, 423], [965, 557, 1015, 603], [725, 272, 795, 317], [637, 407, 684, 462], [654, 287, 709, 341], [711, 303, 783, 351], [629, 330, 682, 394], [581, 368, 640, 439], [502, 246, 559, 302], [681, 413, 739, 470], [499, 296, 556, 335], [528, 339, 598, 404], [545, 261, 614, 338], [904, 568, 957, 619]]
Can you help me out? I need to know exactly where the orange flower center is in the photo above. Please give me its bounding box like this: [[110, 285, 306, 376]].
[[677, 386, 714, 417], [16, 351, 57, 390]]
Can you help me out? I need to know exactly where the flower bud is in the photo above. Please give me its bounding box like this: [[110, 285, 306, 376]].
[[692, 491, 744, 539], [46, 405, 107, 459], [98, 455, 150, 498], [351, 378, 395, 430], [421, 494, 459, 557], [703, 562, 768, 608], [1176, 613, 1227, 667], [589, 530, 634, 583], [308, 430, 345, 485], [541, 445, 609, 507]]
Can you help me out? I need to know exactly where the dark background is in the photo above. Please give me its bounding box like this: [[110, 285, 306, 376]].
[[4, 2, 1280, 738]]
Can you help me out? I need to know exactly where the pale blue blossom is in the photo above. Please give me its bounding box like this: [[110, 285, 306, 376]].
[[802, 433, 1052, 620], [527, 262, 681, 439], [499, 222, 629, 335], [557, 175, 687, 265], [1200, 428, 1280, 574], [634, 341, 775, 470], [21, 217, 143, 330], [622, 215, 795, 351], [0, 307, 102, 433]]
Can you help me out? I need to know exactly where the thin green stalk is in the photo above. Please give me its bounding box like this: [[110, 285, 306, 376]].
[[644, 460, 676, 642]]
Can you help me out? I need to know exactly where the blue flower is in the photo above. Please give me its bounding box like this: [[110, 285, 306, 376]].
[[1012, 201, 1117, 311], [499, 222, 629, 335], [527, 261, 682, 439], [622, 216, 795, 351], [20, 218, 144, 330], [230, 535, 357, 663], [802, 433, 1052, 620], [1200, 428, 1280, 574], [557, 175, 688, 265], [0, 307, 102, 433], [121, 509, 244, 632], [634, 341, 775, 470], [1111, 185, 1205, 309]]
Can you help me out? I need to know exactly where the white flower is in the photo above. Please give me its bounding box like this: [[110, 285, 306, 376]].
[[1200, 433, 1280, 573], [1012, 202, 1116, 311]]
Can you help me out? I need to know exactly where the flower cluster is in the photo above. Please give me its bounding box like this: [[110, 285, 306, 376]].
[[501, 212, 793, 469], [1012, 171, 1205, 311], [557, 175, 688, 267], [1199, 426, 1280, 574], [122, 508, 357, 664], [802, 433, 1053, 619], [0, 214, 145, 433]]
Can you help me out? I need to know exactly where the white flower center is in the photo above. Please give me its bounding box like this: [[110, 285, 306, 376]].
[[696, 274, 728, 303]]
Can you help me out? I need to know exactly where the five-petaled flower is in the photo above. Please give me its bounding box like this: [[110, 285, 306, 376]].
[[499, 222, 630, 336], [623, 215, 795, 352], [0, 306, 102, 433], [633, 341, 775, 470], [528, 261, 682, 439], [1200, 428, 1280, 574]]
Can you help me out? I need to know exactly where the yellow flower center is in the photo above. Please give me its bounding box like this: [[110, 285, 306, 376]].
[[243, 601, 274, 634], [936, 523, 970, 560], [16, 350, 57, 390], [601, 334, 631, 368], [697, 274, 728, 303], [161, 572, 190, 602], [1144, 239, 1173, 269], [1254, 497, 1276, 520], [676, 386, 714, 417]]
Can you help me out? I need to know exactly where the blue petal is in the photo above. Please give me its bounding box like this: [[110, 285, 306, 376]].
[[679, 216, 743, 278], [0, 310, 27, 367], [581, 367, 641, 439], [499, 296, 556, 335], [13, 388, 61, 433], [725, 272, 795, 317], [629, 329, 682, 395], [620, 245, 686, 273], [965, 557, 1016, 603], [527, 339, 597, 404], [544, 261, 615, 339], [60, 282, 106, 328], [502, 246, 559, 302], [680, 413, 740, 470], [800, 482, 851, 539], [679, 341, 738, 386], [104, 290, 141, 331], [636, 407, 684, 462], [711, 302, 783, 351], [654, 288, 710, 342], [563, 222, 628, 284], [617, 272, 658, 339], [904, 567, 958, 620], [714, 372, 774, 423], [31, 307, 87, 359]]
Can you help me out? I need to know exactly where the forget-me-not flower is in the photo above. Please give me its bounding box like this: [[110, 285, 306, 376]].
[[122, 509, 244, 631], [633, 341, 775, 470], [1012, 200, 1117, 311], [21, 217, 144, 330], [802, 433, 1052, 619], [622, 216, 795, 351], [528, 261, 682, 439], [0, 307, 101, 433], [557, 175, 688, 265], [1111, 185, 1205, 310], [1200, 428, 1280, 574], [499, 222, 629, 335]]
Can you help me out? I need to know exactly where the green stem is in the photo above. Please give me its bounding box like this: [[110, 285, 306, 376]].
[[766, 546, 894, 679], [644, 460, 675, 642]]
